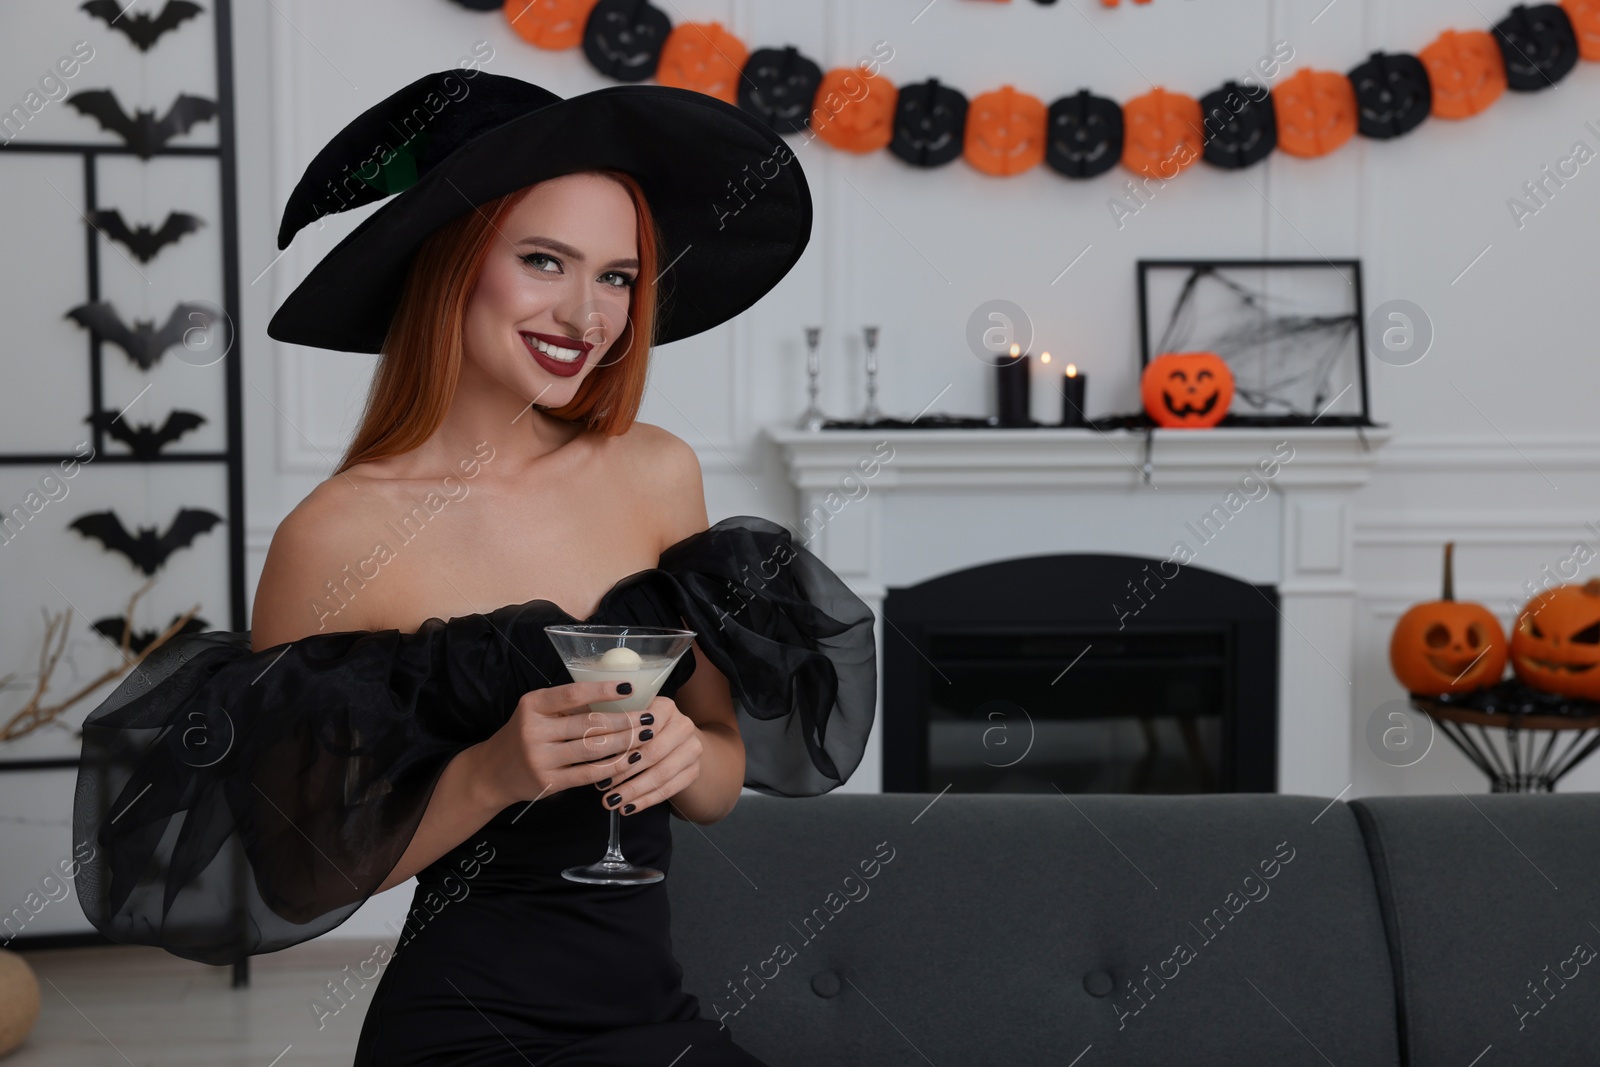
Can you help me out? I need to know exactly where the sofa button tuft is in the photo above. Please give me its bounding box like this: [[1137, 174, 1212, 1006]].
[[811, 970, 842, 998], [1083, 970, 1114, 997]]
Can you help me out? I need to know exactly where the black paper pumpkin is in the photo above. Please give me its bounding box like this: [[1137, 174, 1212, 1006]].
[[1347, 51, 1432, 139], [1494, 4, 1580, 89], [889, 78, 968, 167], [1045, 89, 1123, 178], [738, 46, 824, 134], [582, 0, 670, 83], [1199, 81, 1276, 169]]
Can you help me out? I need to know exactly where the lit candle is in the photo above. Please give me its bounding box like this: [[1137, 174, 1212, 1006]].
[[996, 342, 1030, 427], [1061, 362, 1087, 427]]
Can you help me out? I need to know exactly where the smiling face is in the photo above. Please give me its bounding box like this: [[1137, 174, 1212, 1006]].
[[460, 172, 640, 411], [1140, 352, 1234, 428], [1511, 579, 1600, 699]]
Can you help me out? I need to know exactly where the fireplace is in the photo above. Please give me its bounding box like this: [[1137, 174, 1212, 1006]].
[[882, 554, 1278, 795]]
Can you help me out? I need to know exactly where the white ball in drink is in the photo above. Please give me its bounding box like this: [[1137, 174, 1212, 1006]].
[[569, 646, 678, 712]]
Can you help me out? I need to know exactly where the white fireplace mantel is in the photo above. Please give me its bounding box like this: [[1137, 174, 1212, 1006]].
[[767, 425, 1392, 798]]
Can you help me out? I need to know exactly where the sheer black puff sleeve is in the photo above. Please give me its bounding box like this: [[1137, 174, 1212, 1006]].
[[69, 514, 877, 965]]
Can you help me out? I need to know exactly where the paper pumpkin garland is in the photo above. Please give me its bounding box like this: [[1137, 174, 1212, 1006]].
[[505, 0, 600, 49], [459, 0, 1600, 179], [1389, 542, 1509, 696], [889, 78, 968, 167], [1493, 3, 1580, 89], [963, 86, 1047, 176], [1045, 89, 1123, 178], [581, 0, 670, 82], [1140, 352, 1234, 428], [1347, 51, 1432, 139], [656, 21, 747, 103], [1121, 87, 1202, 179]]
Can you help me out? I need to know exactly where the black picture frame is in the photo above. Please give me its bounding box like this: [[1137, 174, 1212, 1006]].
[[1136, 258, 1371, 425]]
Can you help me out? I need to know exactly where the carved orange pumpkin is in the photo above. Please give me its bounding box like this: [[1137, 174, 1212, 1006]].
[[1420, 29, 1508, 118], [656, 21, 748, 104], [1121, 87, 1203, 179], [1562, 0, 1600, 59], [813, 66, 898, 153], [1140, 352, 1233, 428], [1390, 542, 1508, 695], [505, 0, 600, 50], [963, 86, 1047, 176], [1510, 577, 1600, 700], [1273, 69, 1358, 158]]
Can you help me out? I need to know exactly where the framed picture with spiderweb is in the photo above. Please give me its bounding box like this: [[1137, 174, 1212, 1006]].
[[1136, 259, 1375, 427]]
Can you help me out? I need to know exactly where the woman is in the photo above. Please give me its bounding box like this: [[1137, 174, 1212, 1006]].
[[72, 71, 876, 1066]]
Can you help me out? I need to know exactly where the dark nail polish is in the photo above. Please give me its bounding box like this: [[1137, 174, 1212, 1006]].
[[617, 682, 633, 695], [640, 712, 655, 726], [596, 777, 612, 789], [639, 728, 654, 742], [606, 793, 622, 807], [628, 751, 641, 764], [623, 803, 636, 814]]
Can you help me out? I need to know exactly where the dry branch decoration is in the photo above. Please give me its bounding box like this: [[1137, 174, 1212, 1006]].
[[0, 579, 201, 743]]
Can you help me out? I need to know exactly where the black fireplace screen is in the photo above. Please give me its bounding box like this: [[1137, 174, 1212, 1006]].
[[883, 554, 1278, 794]]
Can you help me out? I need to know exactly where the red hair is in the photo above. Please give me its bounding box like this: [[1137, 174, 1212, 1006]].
[[335, 170, 662, 475]]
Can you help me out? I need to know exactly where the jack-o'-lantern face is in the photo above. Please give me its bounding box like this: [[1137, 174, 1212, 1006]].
[[581, 0, 670, 82], [1562, 0, 1600, 59], [1121, 87, 1203, 179], [1494, 4, 1581, 90], [1140, 352, 1234, 428], [739, 46, 824, 134], [1200, 80, 1277, 169], [813, 66, 898, 153], [1347, 51, 1432, 139], [656, 21, 748, 103], [1274, 69, 1358, 158], [889, 78, 968, 168], [1045, 89, 1123, 178], [963, 86, 1047, 176], [505, 0, 600, 50], [1511, 578, 1600, 700], [1390, 544, 1508, 694], [1420, 29, 1508, 118]]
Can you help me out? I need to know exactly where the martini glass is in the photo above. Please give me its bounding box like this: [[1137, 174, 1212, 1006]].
[[544, 624, 696, 885]]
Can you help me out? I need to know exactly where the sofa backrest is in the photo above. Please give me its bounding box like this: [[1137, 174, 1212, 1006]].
[[668, 792, 1401, 1067], [1350, 793, 1600, 1067]]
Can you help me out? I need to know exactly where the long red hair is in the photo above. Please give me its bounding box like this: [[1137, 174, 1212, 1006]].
[[335, 170, 662, 475]]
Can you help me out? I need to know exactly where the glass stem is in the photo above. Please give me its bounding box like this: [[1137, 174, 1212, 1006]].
[[602, 808, 626, 865]]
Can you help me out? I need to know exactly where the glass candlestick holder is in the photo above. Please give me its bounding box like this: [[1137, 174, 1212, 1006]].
[[798, 326, 825, 431], [860, 325, 882, 424]]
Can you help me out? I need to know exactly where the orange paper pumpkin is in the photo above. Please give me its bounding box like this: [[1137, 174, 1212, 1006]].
[[1562, 0, 1600, 60], [504, 0, 600, 50], [1420, 29, 1508, 118], [1510, 577, 1600, 700], [963, 86, 1047, 176], [1140, 352, 1233, 428], [813, 66, 898, 153], [1273, 69, 1358, 158], [1121, 87, 1203, 179], [656, 22, 748, 104], [1389, 543, 1509, 695]]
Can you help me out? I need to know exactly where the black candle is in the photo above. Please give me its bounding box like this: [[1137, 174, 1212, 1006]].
[[996, 346, 1030, 426], [1061, 363, 1087, 427]]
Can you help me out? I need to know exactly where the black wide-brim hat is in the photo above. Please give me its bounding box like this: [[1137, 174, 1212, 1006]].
[[266, 70, 811, 353]]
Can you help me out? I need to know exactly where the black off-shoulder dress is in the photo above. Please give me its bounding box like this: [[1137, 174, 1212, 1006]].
[[71, 515, 877, 1066]]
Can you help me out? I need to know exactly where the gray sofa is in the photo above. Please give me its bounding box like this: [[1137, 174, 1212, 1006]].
[[667, 792, 1600, 1066]]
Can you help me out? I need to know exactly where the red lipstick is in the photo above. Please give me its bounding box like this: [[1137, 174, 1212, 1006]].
[[520, 331, 593, 378]]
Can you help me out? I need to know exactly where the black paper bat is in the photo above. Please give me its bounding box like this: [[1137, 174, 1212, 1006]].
[[90, 209, 204, 263], [91, 613, 209, 654], [81, 0, 204, 51], [65, 90, 216, 158], [70, 508, 223, 576], [86, 409, 206, 459], [66, 301, 217, 370]]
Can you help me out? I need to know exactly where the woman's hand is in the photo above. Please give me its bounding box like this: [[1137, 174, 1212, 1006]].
[[592, 694, 703, 816], [473, 680, 648, 808]]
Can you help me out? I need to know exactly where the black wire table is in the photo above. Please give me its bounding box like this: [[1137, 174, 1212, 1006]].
[[1410, 681, 1600, 792]]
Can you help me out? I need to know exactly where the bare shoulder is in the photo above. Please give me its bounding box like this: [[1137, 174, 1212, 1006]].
[[250, 473, 389, 649], [600, 421, 707, 548]]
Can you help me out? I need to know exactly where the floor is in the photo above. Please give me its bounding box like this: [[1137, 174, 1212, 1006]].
[[7, 939, 386, 1066]]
